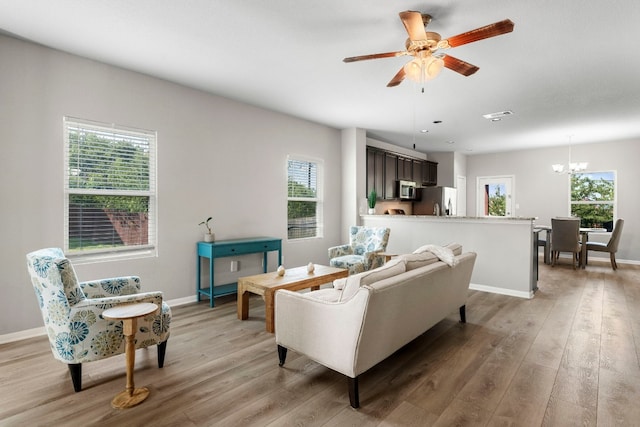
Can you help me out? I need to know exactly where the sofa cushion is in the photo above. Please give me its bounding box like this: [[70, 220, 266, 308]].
[[339, 258, 406, 302], [398, 252, 439, 271], [413, 244, 458, 267]]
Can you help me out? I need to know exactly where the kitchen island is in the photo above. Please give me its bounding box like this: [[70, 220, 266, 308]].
[[362, 215, 537, 298]]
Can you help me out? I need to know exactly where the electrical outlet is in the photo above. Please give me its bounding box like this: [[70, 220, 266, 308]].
[[230, 260, 238, 272]]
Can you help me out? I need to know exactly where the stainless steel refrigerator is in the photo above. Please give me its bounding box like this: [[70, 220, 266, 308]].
[[414, 186, 458, 216]]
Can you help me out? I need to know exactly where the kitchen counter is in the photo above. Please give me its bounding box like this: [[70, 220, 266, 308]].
[[362, 214, 537, 298]]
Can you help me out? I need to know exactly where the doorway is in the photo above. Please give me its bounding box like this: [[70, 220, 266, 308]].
[[477, 175, 514, 217]]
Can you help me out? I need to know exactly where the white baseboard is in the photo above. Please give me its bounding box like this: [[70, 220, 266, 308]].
[[0, 326, 46, 345], [469, 283, 534, 299], [0, 295, 199, 345]]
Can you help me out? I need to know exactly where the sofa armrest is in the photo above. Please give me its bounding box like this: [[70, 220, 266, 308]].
[[275, 288, 370, 377], [75, 291, 164, 311], [80, 276, 142, 298], [328, 244, 353, 260]]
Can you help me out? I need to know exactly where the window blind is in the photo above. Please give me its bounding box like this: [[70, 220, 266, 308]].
[[287, 157, 322, 240], [63, 117, 157, 255]]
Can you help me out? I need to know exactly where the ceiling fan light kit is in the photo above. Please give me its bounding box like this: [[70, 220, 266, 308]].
[[343, 10, 515, 89], [403, 55, 444, 83]]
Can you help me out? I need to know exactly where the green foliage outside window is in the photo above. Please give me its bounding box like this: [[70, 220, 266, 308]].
[[487, 184, 506, 216], [69, 131, 150, 213], [570, 172, 615, 228], [287, 179, 316, 218]]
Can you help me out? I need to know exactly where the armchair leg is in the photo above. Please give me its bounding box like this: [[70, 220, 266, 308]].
[[611, 253, 618, 270], [348, 376, 360, 408], [277, 345, 288, 367], [459, 305, 466, 323], [68, 363, 82, 392], [157, 340, 168, 368]]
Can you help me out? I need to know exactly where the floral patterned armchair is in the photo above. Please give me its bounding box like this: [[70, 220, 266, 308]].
[[328, 226, 390, 274], [26, 248, 171, 392]]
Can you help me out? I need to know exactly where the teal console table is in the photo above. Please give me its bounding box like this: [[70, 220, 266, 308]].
[[197, 237, 282, 307]]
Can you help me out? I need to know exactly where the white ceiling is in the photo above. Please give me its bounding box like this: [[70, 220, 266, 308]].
[[2, 1, 640, 154]]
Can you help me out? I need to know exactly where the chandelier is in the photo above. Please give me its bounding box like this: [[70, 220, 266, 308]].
[[552, 143, 588, 174]]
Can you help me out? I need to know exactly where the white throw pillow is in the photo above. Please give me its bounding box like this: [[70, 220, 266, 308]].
[[339, 258, 406, 302], [398, 252, 439, 271], [413, 244, 458, 267]]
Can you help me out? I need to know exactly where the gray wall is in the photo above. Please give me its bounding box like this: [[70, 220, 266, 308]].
[[464, 141, 640, 262], [2, 32, 638, 337], [0, 35, 344, 335]]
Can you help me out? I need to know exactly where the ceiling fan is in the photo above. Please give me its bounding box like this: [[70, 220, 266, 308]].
[[343, 11, 514, 88]]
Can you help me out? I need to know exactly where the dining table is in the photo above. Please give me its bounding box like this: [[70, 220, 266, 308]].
[[534, 225, 607, 268]]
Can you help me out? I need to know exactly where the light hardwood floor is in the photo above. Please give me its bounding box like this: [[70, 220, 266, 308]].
[[2, 259, 639, 426]]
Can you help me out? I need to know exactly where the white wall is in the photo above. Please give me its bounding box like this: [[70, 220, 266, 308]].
[[0, 35, 344, 335], [465, 141, 640, 263]]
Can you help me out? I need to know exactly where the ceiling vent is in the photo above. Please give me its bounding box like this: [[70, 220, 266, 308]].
[[483, 110, 514, 120]]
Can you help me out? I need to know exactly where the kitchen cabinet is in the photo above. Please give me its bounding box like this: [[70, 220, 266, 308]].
[[397, 157, 413, 181], [367, 146, 435, 198], [412, 160, 423, 185], [366, 148, 384, 198], [384, 152, 397, 199], [423, 160, 438, 186]]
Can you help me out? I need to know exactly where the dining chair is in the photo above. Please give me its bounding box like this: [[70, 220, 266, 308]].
[[585, 218, 624, 270], [551, 217, 581, 269]]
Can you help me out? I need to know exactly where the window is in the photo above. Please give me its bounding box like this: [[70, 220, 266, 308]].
[[570, 171, 616, 230], [64, 117, 156, 256], [287, 156, 323, 240]]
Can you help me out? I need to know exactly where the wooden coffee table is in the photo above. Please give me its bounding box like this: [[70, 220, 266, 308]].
[[237, 264, 348, 333]]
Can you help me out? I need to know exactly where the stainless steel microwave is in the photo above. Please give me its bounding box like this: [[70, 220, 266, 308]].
[[397, 180, 417, 200]]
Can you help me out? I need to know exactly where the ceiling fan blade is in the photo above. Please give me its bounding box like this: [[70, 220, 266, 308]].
[[399, 11, 427, 41], [387, 67, 406, 87], [444, 19, 514, 48], [343, 51, 408, 63], [442, 54, 479, 76]]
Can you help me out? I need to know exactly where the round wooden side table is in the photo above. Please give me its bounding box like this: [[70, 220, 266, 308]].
[[103, 302, 159, 409]]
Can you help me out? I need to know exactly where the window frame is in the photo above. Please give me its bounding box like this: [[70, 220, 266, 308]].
[[286, 155, 323, 241], [63, 117, 157, 261], [569, 170, 617, 230]]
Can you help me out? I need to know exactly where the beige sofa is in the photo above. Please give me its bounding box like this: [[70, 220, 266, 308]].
[[275, 243, 476, 408]]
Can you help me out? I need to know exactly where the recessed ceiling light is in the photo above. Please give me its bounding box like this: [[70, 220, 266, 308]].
[[433, 120, 442, 124], [420, 129, 428, 133], [445, 140, 455, 144], [491, 118, 502, 122]]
